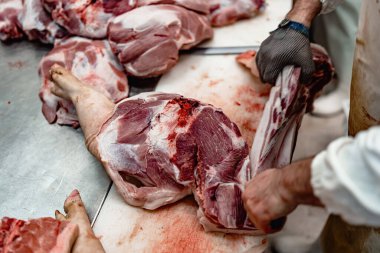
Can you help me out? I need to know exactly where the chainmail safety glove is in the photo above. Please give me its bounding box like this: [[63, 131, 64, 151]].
[[256, 28, 315, 85]]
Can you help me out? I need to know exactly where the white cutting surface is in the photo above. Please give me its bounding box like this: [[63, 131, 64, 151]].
[[94, 187, 267, 253], [201, 0, 291, 47], [94, 1, 291, 252]]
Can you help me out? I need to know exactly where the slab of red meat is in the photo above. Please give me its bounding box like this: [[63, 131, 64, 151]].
[[43, 0, 113, 39], [0, 0, 24, 41], [102, 0, 209, 15], [237, 44, 335, 174], [0, 217, 77, 253], [48, 66, 255, 233], [102, 0, 136, 15], [209, 0, 265, 27], [39, 37, 129, 128], [138, 0, 209, 14], [108, 4, 213, 78], [97, 93, 254, 232], [18, 0, 66, 44], [0, 190, 105, 253]]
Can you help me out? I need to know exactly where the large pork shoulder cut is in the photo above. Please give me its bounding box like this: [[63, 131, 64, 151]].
[[0, 217, 78, 253], [0, 0, 23, 41], [107, 4, 213, 78], [97, 93, 255, 232], [49, 66, 255, 234], [39, 37, 129, 128], [209, 0, 265, 27], [42, 0, 113, 39], [0, 190, 105, 253]]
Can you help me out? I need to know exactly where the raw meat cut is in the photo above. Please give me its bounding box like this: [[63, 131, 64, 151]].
[[102, 0, 210, 15], [0, 217, 78, 253], [39, 37, 129, 128], [49, 65, 255, 233], [209, 0, 265, 27], [138, 0, 209, 14], [0, 190, 105, 253], [240, 44, 335, 175], [43, 0, 113, 38], [108, 4, 213, 77], [102, 0, 136, 15], [18, 0, 66, 44], [0, 0, 23, 41]]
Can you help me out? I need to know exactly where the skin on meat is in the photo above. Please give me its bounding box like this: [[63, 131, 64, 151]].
[[49, 65, 256, 234]]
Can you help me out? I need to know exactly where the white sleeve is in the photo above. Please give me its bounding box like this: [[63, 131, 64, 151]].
[[311, 126, 380, 226], [320, 0, 345, 14]]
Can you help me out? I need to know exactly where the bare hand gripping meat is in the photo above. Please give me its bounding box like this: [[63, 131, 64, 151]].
[[49, 65, 255, 234], [0, 190, 105, 253]]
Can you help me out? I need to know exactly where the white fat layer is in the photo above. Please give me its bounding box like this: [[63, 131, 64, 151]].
[[220, 121, 245, 149], [65, 0, 91, 11], [250, 66, 298, 174], [112, 6, 181, 32], [98, 117, 143, 170], [0, 0, 22, 12], [237, 156, 251, 184], [18, 0, 62, 43], [147, 100, 200, 184], [124, 54, 170, 77], [19, 0, 45, 31], [212, 0, 259, 15]]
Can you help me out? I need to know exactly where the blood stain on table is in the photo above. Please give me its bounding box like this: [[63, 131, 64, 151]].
[[208, 79, 223, 87], [8, 60, 26, 69], [152, 198, 214, 253]]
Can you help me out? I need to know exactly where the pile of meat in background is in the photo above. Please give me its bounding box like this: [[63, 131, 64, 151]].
[[0, 0, 266, 126]]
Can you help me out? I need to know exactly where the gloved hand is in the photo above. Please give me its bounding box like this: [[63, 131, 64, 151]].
[[256, 28, 315, 85]]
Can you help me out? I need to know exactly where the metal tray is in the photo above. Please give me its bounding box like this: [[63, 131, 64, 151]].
[[0, 41, 111, 221]]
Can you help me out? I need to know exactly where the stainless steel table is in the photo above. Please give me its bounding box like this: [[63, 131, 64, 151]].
[[0, 41, 111, 221]]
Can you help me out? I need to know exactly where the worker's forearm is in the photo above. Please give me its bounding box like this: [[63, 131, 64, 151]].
[[286, 0, 322, 27], [280, 158, 324, 207]]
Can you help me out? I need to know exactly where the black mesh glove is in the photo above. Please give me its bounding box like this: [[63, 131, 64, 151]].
[[256, 28, 315, 85]]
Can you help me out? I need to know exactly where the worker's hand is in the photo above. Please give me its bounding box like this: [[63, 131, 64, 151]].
[[256, 28, 315, 85], [242, 169, 298, 234]]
